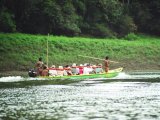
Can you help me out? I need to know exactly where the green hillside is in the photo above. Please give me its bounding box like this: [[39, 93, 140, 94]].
[[0, 33, 160, 72]]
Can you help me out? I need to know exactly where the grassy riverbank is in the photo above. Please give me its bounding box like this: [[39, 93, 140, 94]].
[[0, 33, 160, 74]]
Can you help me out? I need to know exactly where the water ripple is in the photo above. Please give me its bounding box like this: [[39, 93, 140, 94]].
[[0, 82, 160, 119]]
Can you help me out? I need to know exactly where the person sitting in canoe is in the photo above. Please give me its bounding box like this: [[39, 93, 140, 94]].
[[83, 63, 93, 75], [95, 64, 104, 74], [71, 63, 79, 75], [64, 65, 72, 76], [41, 65, 49, 76], [90, 65, 97, 74], [49, 65, 57, 76], [79, 64, 84, 75], [57, 66, 64, 76], [35, 57, 44, 75]]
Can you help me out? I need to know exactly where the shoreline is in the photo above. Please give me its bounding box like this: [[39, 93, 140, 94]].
[[0, 71, 28, 77]]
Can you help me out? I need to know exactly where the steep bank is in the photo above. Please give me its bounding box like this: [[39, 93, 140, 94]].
[[0, 33, 160, 73]]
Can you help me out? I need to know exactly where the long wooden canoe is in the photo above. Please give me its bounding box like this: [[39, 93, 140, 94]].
[[40, 67, 123, 79]]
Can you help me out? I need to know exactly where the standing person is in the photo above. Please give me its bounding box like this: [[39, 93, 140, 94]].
[[104, 56, 109, 73], [35, 57, 44, 75]]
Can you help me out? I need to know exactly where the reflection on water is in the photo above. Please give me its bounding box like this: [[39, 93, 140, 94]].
[[0, 80, 160, 120]]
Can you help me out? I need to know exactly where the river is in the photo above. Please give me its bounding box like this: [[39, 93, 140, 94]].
[[0, 72, 160, 120]]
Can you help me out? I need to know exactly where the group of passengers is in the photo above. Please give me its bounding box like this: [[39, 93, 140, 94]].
[[35, 58, 104, 77], [48, 63, 104, 77]]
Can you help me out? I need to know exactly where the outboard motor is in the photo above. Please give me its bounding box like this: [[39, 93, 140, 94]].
[[28, 69, 37, 77]]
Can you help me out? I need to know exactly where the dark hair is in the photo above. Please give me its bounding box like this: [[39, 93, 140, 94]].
[[65, 65, 69, 68], [105, 56, 109, 60], [39, 57, 42, 61], [43, 65, 47, 69]]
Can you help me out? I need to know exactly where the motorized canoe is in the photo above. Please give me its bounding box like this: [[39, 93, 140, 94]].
[[40, 67, 123, 79]]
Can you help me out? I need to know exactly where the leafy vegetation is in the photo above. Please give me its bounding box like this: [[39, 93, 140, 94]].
[[0, 33, 160, 71], [0, 0, 160, 37], [124, 33, 139, 41]]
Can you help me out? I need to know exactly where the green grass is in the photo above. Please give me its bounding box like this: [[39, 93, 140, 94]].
[[0, 33, 160, 71]]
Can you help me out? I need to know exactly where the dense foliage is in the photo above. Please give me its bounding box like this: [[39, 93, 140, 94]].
[[0, 0, 160, 37]]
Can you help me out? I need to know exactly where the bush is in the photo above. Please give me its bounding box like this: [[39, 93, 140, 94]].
[[124, 33, 139, 41], [89, 24, 115, 38], [115, 15, 137, 37]]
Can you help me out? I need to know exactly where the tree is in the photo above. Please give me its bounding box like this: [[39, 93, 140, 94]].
[[0, 0, 159, 37], [58, 0, 81, 36], [0, 7, 16, 32], [129, 0, 160, 35]]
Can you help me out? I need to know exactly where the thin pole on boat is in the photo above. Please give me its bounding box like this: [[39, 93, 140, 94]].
[[47, 33, 49, 67], [78, 55, 119, 63]]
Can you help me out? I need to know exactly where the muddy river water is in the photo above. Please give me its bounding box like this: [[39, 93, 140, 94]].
[[0, 72, 160, 120]]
